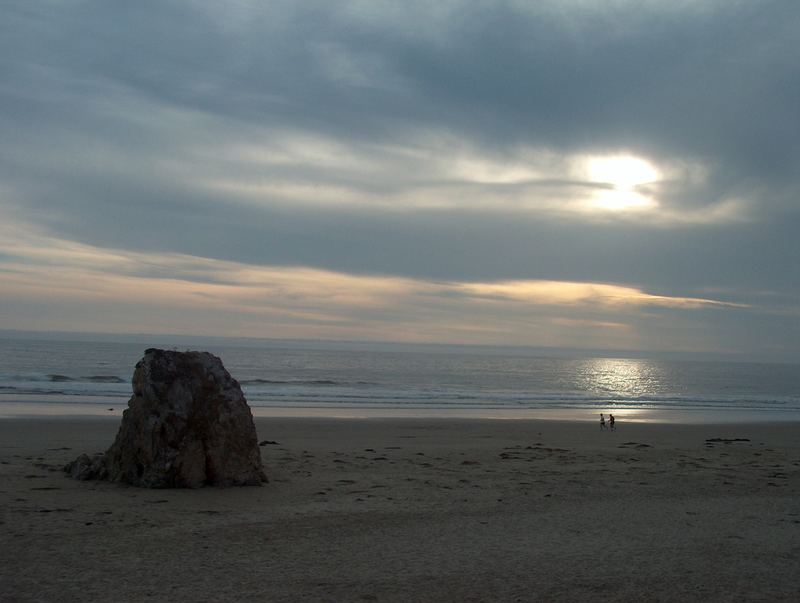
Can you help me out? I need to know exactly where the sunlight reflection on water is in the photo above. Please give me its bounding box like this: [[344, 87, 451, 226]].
[[578, 358, 667, 398]]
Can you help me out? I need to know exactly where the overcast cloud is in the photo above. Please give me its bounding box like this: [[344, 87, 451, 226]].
[[1, 1, 798, 359]]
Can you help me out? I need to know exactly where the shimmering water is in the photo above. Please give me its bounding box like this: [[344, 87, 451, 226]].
[[1, 337, 798, 421]]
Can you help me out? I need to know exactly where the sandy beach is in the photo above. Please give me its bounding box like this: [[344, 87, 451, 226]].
[[1, 415, 799, 602]]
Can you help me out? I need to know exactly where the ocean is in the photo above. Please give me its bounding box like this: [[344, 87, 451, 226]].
[[0, 336, 798, 422]]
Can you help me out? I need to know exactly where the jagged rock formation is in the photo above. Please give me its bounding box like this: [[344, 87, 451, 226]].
[[65, 349, 267, 488]]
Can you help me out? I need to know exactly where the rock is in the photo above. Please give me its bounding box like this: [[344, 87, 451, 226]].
[[64, 453, 107, 481], [65, 349, 267, 488]]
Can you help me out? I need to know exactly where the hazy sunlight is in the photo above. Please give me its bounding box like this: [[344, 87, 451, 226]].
[[586, 155, 660, 211]]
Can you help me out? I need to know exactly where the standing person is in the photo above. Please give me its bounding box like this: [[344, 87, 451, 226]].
[[600, 413, 606, 430], [609, 414, 615, 430]]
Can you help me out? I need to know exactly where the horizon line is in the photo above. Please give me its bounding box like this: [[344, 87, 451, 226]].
[[0, 328, 793, 365]]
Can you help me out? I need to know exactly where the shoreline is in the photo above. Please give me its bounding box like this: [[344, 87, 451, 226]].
[[2, 397, 800, 424]]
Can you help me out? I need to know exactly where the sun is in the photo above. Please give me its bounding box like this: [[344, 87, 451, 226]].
[[586, 155, 660, 211]]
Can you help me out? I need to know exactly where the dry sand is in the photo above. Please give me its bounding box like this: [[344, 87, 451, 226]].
[[1, 416, 799, 602]]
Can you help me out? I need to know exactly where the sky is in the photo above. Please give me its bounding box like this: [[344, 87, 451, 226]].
[[1, 1, 799, 360]]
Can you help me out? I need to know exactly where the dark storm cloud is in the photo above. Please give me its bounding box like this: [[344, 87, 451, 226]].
[[5, 1, 799, 168]]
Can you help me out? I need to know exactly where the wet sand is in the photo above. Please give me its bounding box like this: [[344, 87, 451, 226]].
[[1, 416, 799, 602]]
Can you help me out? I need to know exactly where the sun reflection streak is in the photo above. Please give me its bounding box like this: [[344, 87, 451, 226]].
[[578, 358, 668, 406]]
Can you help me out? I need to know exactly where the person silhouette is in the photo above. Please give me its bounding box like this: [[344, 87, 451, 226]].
[[600, 413, 606, 430], [609, 414, 616, 430]]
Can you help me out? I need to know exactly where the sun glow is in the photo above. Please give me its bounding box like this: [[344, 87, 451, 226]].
[[586, 155, 660, 211]]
